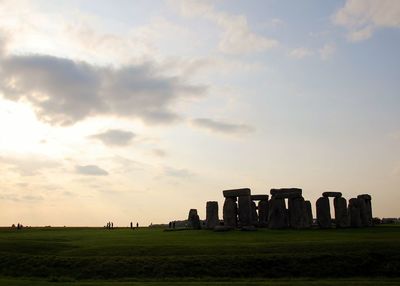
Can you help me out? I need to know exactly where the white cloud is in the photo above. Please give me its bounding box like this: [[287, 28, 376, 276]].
[[170, 0, 278, 54], [0, 154, 61, 176], [333, 0, 400, 42], [319, 43, 336, 60], [288, 48, 313, 59], [90, 129, 136, 146]]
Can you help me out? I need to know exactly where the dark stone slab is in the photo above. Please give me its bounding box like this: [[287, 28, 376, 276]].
[[322, 192, 342, 198], [223, 197, 237, 228], [288, 197, 309, 229], [258, 199, 269, 226], [238, 195, 252, 226], [334, 197, 348, 228], [268, 198, 287, 229], [305, 200, 313, 227], [270, 188, 302, 196], [358, 198, 369, 227], [205, 201, 219, 229], [251, 195, 269, 201], [348, 198, 362, 228], [213, 225, 232, 232], [223, 188, 251, 198], [357, 194, 371, 200], [251, 201, 258, 226], [316, 197, 331, 228], [187, 209, 201, 229]]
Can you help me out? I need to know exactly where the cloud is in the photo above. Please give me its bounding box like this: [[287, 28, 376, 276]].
[[319, 43, 336, 60], [0, 51, 205, 126], [90, 129, 136, 146], [163, 166, 193, 178], [333, 0, 400, 42], [75, 165, 108, 176], [191, 118, 253, 135], [288, 48, 313, 59], [0, 155, 61, 176], [152, 148, 167, 157], [170, 0, 278, 54]]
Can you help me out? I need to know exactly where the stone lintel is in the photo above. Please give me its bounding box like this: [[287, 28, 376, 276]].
[[223, 188, 251, 198]]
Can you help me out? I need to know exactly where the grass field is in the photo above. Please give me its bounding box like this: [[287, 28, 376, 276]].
[[0, 225, 399, 285]]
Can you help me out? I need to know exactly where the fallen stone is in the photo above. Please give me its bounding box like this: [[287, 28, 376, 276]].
[[206, 201, 219, 229], [322, 192, 342, 198], [240, 225, 257, 231], [213, 225, 232, 232], [316, 197, 331, 228], [223, 188, 251, 198]]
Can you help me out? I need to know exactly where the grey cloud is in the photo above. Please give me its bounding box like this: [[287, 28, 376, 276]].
[[0, 155, 61, 176], [164, 166, 193, 178], [75, 165, 109, 176], [191, 118, 254, 134], [0, 52, 205, 126], [90, 129, 136, 146]]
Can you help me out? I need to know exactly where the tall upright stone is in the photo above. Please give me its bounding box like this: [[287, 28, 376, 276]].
[[358, 194, 373, 226], [288, 196, 308, 229], [258, 199, 269, 227], [305, 200, 313, 227], [334, 197, 348, 228], [223, 197, 237, 228], [206, 201, 219, 229], [251, 201, 258, 226], [268, 198, 287, 229], [357, 197, 369, 227], [316, 197, 331, 228], [348, 198, 362, 228], [238, 195, 252, 226], [187, 209, 201, 229]]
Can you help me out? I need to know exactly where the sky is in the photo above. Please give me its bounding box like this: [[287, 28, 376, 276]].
[[0, 0, 399, 226]]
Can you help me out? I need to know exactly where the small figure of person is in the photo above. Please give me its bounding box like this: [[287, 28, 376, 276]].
[[130, 222, 133, 229], [136, 222, 139, 228], [111, 222, 114, 229]]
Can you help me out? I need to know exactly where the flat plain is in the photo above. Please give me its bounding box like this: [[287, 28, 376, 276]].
[[0, 225, 399, 285]]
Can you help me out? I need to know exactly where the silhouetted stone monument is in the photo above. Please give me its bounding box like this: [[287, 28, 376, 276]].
[[255, 195, 269, 227], [288, 196, 308, 229], [268, 197, 287, 229], [238, 195, 252, 227], [188, 209, 201, 229], [348, 198, 362, 228], [323, 192, 342, 198], [316, 197, 331, 228], [251, 201, 258, 226], [206, 201, 219, 229], [305, 200, 313, 227], [270, 188, 302, 199], [357, 194, 372, 226], [223, 197, 237, 228], [334, 197, 348, 228]]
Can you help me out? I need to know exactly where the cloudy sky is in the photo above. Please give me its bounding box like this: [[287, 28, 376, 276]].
[[0, 0, 399, 226]]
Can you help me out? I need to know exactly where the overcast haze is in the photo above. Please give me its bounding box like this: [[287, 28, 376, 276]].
[[0, 0, 399, 226]]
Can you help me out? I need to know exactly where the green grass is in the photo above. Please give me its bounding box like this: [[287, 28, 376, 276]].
[[0, 225, 399, 284]]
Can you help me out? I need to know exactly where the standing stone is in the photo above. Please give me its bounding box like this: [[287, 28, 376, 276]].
[[357, 198, 369, 227], [348, 198, 362, 228], [238, 195, 252, 226], [268, 198, 287, 229], [288, 196, 308, 229], [305, 200, 313, 227], [187, 209, 201, 229], [316, 197, 331, 228], [258, 199, 269, 227], [223, 197, 237, 228], [251, 201, 258, 226], [334, 197, 348, 228], [358, 194, 373, 226], [206, 201, 219, 229]]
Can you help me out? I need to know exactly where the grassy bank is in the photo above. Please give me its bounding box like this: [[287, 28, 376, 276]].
[[0, 225, 398, 282]]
